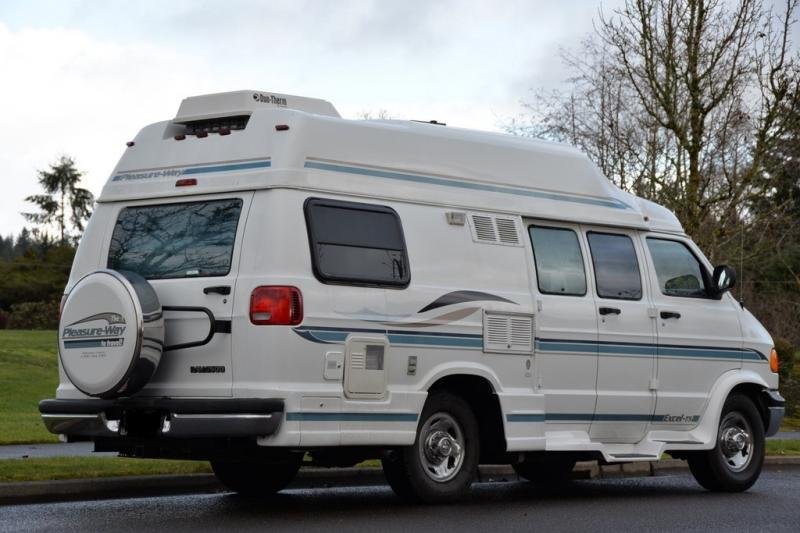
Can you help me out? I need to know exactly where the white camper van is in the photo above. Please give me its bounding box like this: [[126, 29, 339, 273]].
[[41, 90, 784, 502]]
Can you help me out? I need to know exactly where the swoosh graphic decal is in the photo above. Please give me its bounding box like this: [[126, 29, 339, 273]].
[[418, 290, 516, 313], [382, 307, 480, 328]]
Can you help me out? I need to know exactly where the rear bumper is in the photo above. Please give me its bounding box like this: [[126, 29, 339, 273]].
[[39, 397, 284, 439], [762, 389, 785, 438]]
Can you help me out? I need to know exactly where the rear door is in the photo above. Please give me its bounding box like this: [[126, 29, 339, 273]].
[[105, 193, 253, 397], [583, 228, 656, 443], [527, 221, 598, 433]]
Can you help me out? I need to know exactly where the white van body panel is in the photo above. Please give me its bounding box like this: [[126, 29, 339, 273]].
[[53, 90, 779, 461]]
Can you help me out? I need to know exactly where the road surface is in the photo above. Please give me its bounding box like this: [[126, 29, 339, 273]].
[[1, 467, 798, 532]]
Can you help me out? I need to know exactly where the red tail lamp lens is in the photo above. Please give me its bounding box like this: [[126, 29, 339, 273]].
[[175, 178, 197, 187], [250, 286, 303, 325]]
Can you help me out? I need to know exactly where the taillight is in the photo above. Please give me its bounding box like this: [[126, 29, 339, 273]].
[[250, 286, 303, 325]]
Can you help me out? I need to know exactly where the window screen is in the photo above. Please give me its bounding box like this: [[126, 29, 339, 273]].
[[304, 198, 410, 287], [529, 226, 587, 296], [107, 198, 242, 279], [587, 232, 642, 300], [646, 238, 708, 297]]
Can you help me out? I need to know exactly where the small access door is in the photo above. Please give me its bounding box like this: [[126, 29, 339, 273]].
[[106, 193, 253, 397], [582, 227, 656, 443]]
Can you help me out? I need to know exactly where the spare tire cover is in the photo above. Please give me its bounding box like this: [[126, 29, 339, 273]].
[[59, 269, 164, 398]]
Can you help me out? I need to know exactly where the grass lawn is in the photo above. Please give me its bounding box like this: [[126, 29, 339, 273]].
[[0, 457, 210, 482], [765, 439, 800, 456], [0, 330, 60, 445]]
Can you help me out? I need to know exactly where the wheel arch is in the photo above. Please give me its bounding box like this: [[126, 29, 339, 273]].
[[425, 373, 508, 463]]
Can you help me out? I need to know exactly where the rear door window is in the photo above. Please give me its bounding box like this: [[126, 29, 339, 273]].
[[304, 198, 410, 287], [646, 238, 708, 297], [107, 198, 243, 279], [528, 226, 587, 296], [586, 232, 642, 300]]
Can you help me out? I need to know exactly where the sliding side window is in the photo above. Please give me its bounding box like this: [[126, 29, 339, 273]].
[[529, 226, 587, 296], [304, 198, 410, 288], [587, 232, 642, 300]]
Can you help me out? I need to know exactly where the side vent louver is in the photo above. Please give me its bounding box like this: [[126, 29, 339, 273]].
[[483, 312, 534, 354], [469, 214, 522, 246]]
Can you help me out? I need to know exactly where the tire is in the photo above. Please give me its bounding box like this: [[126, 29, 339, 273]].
[[211, 454, 302, 496], [513, 454, 576, 484], [381, 391, 479, 503], [687, 394, 765, 492]]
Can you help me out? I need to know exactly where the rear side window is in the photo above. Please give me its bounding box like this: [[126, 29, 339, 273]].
[[587, 232, 642, 300], [304, 198, 410, 287], [646, 238, 708, 297], [107, 198, 243, 279], [529, 226, 587, 296]]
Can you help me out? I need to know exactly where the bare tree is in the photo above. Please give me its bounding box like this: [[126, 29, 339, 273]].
[[511, 0, 799, 257]]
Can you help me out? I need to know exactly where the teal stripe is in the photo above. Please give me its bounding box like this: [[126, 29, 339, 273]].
[[294, 326, 483, 349], [183, 160, 271, 175], [286, 412, 418, 422], [542, 413, 701, 423], [507, 413, 545, 422], [305, 160, 630, 210], [387, 333, 483, 348], [112, 159, 271, 181], [536, 338, 766, 362]]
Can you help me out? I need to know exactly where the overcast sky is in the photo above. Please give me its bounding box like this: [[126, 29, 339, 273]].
[[0, 0, 795, 238]]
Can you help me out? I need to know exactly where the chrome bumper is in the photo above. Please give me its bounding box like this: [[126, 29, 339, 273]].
[[39, 398, 284, 439], [763, 389, 785, 438]]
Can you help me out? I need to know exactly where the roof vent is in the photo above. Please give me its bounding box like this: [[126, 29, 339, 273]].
[[173, 90, 341, 124]]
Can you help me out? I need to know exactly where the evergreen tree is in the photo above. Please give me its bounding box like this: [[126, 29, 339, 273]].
[[23, 156, 94, 243]]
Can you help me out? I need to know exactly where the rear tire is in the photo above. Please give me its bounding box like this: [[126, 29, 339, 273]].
[[687, 394, 764, 492], [513, 454, 576, 484], [381, 391, 479, 503], [211, 454, 302, 496]]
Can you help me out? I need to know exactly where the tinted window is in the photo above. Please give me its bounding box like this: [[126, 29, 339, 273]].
[[646, 238, 707, 297], [305, 198, 409, 287], [529, 226, 587, 296], [107, 199, 242, 279], [587, 232, 642, 300]]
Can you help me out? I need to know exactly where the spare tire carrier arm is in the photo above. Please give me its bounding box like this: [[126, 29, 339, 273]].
[[162, 306, 231, 352]]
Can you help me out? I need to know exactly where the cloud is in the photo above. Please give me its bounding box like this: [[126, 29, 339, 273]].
[[0, 22, 212, 237]]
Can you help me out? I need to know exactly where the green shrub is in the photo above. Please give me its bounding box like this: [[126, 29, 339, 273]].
[[7, 300, 59, 330], [774, 338, 799, 417]]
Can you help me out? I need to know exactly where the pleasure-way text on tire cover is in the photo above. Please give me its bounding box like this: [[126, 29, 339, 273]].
[[39, 90, 785, 502]]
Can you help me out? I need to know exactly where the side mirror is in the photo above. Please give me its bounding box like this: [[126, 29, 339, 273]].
[[711, 265, 736, 298]]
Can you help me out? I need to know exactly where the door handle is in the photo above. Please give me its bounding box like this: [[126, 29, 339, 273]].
[[203, 285, 231, 295], [660, 311, 681, 319], [599, 307, 621, 315]]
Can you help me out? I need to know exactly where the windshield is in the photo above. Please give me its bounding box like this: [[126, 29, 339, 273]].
[[107, 198, 243, 279]]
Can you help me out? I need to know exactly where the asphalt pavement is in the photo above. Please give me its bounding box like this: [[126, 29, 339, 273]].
[[1, 467, 798, 532]]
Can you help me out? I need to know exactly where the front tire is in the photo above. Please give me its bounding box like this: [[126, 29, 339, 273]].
[[687, 394, 765, 492], [382, 391, 479, 503], [211, 454, 302, 496]]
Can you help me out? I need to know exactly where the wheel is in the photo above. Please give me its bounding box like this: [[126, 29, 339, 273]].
[[687, 394, 765, 492], [211, 454, 302, 496], [381, 391, 479, 503], [513, 454, 576, 484]]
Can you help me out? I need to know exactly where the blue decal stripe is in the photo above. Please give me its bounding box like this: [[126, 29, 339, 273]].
[[536, 338, 767, 362], [509, 413, 702, 423], [304, 160, 630, 210], [112, 159, 271, 181], [182, 160, 271, 175], [293, 326, 483, 349], [286, 412, 418, 422], [506, 414, 545, 422]]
